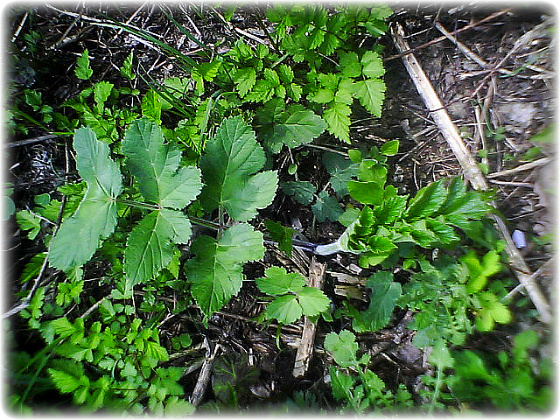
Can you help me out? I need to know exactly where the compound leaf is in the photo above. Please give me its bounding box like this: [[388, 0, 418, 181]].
[[405, 179, 446, 220], [186, 223, 265, 316], [199, 117, 278, 221], [256, 266, 306, 296], [49, 128, 122, 271]]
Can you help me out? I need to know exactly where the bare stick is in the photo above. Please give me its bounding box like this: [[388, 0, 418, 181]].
[[391, 23, 552, 324], [293, 257, 326, 378], [189, 340, 220, 407], [487, 157, 552, 179]]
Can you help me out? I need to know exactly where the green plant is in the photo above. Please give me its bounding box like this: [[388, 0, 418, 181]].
[[256, 266, 330, 324], [449, 329, 553, 412], [324, 330, 414, 413]]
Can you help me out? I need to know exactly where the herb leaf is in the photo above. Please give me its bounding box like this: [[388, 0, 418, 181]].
[[199, 117, 278, 221], [49, 128, 122, 271], [186, 223, 265, 316]]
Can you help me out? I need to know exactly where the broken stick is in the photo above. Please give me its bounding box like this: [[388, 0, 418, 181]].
[[391, 22, 552, 324], [293, 256, 326, 378]]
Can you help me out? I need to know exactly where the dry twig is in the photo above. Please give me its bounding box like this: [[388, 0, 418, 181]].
[[293, 257, 326, 378], [391, 22, 552, 324]]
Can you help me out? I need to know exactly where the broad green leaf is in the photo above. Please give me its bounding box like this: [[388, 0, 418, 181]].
[[49, 128, 122, 271], [244, 79, 276, 103], [323, 103, 351, 143], [122, 119, 202, 209], [259, 101, 327, 153], [199, 117, 278, 221], [256, 266, 306, 296], [353, 271, 402, 332], [312, 190, 343, 222], [380, 139, 399, 156], [348, 181, 384, 205], [297, 287, 330, 316], [329, 367, 355, 401], [124, 209, 192, 289], [309, 88, 335, 104], [405, 180, 446, 220], [354, 78, 385, 117], [324, 330, 359, 368], [266, 294, 302, 324], [186, 224, 265, 316], [280, 181, 316, 205], [339, 51, 362, 78]]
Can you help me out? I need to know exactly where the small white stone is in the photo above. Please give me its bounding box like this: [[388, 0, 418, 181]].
[[512, 230, 527, 249]]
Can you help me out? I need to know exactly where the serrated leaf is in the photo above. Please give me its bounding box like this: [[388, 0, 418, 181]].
[[339, 51, 362, 78], [312, 190, 343, 222], [262, 104, 327, 153], [277, 64, 294, 83], [354, 79, 385, 117], [199, 117, 278, 221], [405, 180, 446, 220], [361, 50, 385, 78], [75, 50, 93, 80], [297, 287, 330, 316], [280, 181, 316, 205], [256, 266, 306, 296], [48, 369, 83, 393], [234, 67, 257, 97], [324, 330, 359, 368], [16, 210, 41, 240], [323, 103, 351, 143], [186, 224, 265, 316], [124, 209, 192, 288], [49, 128, 122, 271], [244, 79, 276, 103], [122, 119, 202, 209], [353, 271, 401, 332], [266, 294, 302, 324]]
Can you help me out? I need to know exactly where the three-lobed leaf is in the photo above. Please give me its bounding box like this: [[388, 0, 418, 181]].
[[121, 119, 202, 288], [186, 224, 265, 316], [199, 117, 278, 222], [49, 128, 122, 271]]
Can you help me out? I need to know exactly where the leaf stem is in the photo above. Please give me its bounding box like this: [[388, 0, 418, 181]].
[[117, 198, 160, 211]]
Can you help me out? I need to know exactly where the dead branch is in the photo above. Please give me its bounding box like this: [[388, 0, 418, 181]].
[[391, 22, 552, 325], [293, 257, 326, 378]]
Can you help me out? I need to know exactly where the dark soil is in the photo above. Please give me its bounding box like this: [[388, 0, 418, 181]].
[[4, 2, 555, 412]]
